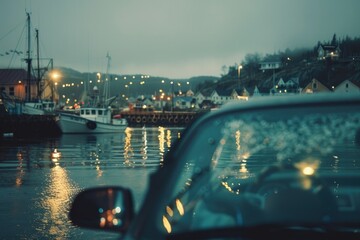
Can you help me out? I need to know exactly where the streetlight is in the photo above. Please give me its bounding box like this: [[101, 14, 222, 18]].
[[170, 81, 174, 112], [50, 70, 61, 102]]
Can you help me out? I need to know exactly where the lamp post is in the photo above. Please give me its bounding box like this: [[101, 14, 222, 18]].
[[170, 81, 175, 112]]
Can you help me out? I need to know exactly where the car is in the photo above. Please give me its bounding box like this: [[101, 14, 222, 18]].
[[69, 93, 360, 239]]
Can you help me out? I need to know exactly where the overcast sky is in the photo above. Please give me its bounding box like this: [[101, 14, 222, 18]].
[[1, 0, 360, 79]]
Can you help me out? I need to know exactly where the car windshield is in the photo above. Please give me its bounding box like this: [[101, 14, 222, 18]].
[[159, 95, 360, 236]]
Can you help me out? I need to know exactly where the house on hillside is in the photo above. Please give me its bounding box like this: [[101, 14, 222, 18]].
[[333, 79, 360, 93], [185, 89, 194, 97], [317, 44, 341, 61], [231, 88, 250, 100], [302, 78, 331, 94], [173, 96, 195, 110], [260, 60, 282, 71], [210, 89, 232, 105], [270, 77, 300, 95], [194, 91, 209, 107]]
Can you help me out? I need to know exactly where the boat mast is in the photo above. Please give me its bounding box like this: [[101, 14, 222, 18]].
[[25, 12, 32, 102], [36, 29, 41, 99], [104, 52, 111, 106]]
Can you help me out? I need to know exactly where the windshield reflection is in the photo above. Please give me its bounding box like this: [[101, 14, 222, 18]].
[[164, 105, 360, 235]]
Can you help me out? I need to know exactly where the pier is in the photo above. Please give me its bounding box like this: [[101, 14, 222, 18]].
[[0, 115, 61, 138], [0, 110, 209, 138], [119, 110, 207, 127]]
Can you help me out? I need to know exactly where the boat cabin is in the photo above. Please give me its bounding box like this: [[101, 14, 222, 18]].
[[80, 107, 112, 124]]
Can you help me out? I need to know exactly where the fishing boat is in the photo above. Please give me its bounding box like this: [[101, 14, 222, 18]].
[[57, 106, 127, 133], [57, 54, 128, 133], [21, 100, 56, 115], [4, 13, 58, 116]]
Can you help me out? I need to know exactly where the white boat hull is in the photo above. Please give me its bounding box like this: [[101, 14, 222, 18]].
[[58, 113, 127, 134]]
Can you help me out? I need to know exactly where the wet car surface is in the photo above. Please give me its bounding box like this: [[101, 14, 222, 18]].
[[69, 93, 360, 239]]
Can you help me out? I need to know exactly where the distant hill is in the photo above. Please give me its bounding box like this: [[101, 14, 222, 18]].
[[56, 67, 219, 106], [57, 35, 360, 102]]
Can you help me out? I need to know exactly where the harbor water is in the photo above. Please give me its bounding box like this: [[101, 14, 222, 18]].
[[0, 127, 183, 240]]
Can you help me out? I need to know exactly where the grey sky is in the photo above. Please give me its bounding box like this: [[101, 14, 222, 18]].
[[1, 0, 360, 78]]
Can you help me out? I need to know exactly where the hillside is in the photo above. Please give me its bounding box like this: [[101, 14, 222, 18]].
[[56, 67, 219, 106], [57, 36, 360, 103]]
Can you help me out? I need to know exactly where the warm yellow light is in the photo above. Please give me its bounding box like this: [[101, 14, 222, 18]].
[[295, 159, 319, 176], [302, 166, 315, 176], [175, 199, 184, 216], [166, 206, 174, 217], [163, 215, 172, 233], [51, 71, 61, 80]]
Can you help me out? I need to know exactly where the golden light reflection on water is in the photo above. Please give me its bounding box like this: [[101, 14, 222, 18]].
[[123, 127, 181, 166], [166, 129, 172, 148], [15, 150, 25, 187], [39, 163, 76, 238], [141, 128, 148, 163], [158, 127, 166, 162], [124, 128, 134, 166]]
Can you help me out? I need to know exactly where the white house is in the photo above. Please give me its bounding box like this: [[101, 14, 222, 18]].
[[333, 80, 360, 93], [194, 92, 208, 107], [260, 61, 282, 71], [210, 89, 232, 105], [269, 77, 301, 95]]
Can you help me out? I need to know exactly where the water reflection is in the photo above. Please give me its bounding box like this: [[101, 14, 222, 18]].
[[0, 127, 183, 239], [15, 149, 26, 187], [37, 164, 76, 239], [122, 127, 182, 167]]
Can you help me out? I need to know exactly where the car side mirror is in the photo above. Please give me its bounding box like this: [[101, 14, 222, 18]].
[[69, 186, 134, 233]]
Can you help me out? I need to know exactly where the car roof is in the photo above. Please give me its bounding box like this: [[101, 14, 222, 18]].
[[216, 93, 360, 114]]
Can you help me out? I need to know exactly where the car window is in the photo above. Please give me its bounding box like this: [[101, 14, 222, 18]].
[[161, 103, 360, 235]]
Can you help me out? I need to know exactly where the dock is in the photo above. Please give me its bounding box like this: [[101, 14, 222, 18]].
[[0, 114, 62, 138], [119, 110, 207, 127]]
